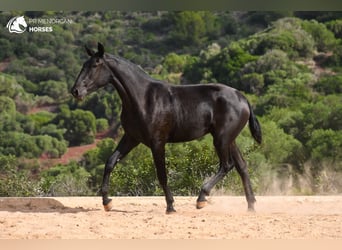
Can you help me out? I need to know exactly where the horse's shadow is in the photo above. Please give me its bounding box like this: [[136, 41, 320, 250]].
[[0, 197, 99, 214]]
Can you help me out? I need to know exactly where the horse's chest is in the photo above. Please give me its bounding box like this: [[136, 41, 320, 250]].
[[120, 112, 146, 140]]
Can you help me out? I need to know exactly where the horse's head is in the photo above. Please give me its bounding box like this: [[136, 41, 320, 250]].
[[71, 42, 112, 100]]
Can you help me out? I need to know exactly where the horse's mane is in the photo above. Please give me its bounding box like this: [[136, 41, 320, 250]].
[[104, 53, 153, 81]]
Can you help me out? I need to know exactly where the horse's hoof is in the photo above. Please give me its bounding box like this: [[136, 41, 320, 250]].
[[248, 207, 255, 213], [196, 200, 207, 209], [166, 209, 177, 215], [103, 200, 113, 212]]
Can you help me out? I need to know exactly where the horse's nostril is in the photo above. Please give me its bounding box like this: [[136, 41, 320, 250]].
[[72, 88, 79, 97]]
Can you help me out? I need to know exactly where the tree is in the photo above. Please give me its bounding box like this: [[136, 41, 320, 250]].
[[258, 119, 304, 166], [169, 11, 206, 46], [246, 11, 293, 27], [162, 53, 189, 73], [307, 129, 342, 163], [182, 42, 257, 87], [0, 73, 21, 98], [253, 18, 315, 58], [301, 20, 337, 52], [168, 11, 220, 47], [314, 74, 342, 94], [326, 19, 342, 39], [55, 106, 97, 146], [0, 96, 16, 116], [38, 80, 69, 101]]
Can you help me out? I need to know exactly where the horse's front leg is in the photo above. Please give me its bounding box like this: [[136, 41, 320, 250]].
[[151, 143, 176, 214], [101, 134, 138, 211]]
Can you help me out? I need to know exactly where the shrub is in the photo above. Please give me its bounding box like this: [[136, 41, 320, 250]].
[[301, 20, 337, 52], [40, 161, 92, 196], [253, 18, 315, 58], [96, 118, 109, 132], [314, 74, 342, 94], [162, 53, 189, 73], [0, 155, 41, 196], [307, 129, 342, 162], [55, 107, 97, 146], [38, 80, 69, 101]]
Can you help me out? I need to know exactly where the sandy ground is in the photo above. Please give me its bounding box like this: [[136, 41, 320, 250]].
[[0, 196, 341, 239]]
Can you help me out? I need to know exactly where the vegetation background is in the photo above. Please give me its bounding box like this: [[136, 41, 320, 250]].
[[0, 11, 341, 197]]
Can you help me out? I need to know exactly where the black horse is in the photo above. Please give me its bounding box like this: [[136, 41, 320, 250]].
[[71, 43, 262, 214]]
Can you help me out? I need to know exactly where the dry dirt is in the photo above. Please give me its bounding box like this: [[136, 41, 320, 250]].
[[0, 196, 341, 239]]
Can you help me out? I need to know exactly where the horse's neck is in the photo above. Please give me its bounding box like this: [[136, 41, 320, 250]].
[[106, 57, 148, 111]]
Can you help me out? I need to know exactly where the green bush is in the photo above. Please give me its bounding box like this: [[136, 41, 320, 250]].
[[40, 161, 92, 196], [258, 119, 304, 166], [55, 106, 97, 146], [96, 118, 109, 132], [301, 20, 337, 52], [253, 18, 315, 58], [168, 11, 220, 47], [0, 132, 67, 158], [0, 73, 21, 98], [0, 155, 42, 196], [38, 80, 69, 101], [307, 129, 342, 162], [314, 74, 342, 94], [326, 19, 342, 38], [162, 53, 189, 73], [0, 96, 18, 132]]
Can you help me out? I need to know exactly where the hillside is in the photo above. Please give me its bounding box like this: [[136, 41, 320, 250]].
[[0, 11, 341, 197]]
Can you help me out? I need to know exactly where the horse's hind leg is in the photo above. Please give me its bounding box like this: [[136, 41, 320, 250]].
[[151, 143, 176, 214], [230, 142, 256, 212], [196, 136, 234, 209]]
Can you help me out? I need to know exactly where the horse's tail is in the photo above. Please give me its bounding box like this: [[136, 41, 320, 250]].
[[247, 100, 262, 144]]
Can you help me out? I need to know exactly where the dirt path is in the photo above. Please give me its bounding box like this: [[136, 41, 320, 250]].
[[0, 196, 341, 239]]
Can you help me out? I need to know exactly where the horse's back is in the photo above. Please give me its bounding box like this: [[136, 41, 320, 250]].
[[165, 83, 249, 142]]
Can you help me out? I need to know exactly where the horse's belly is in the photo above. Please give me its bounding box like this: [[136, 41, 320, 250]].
[[168, 123, 210, 142]]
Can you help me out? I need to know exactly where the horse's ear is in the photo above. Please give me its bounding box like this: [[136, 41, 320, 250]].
[[85, 45, 95, 57], [98, 42, 104, 57]]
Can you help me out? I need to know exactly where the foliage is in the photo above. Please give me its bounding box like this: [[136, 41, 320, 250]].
[[96, 118, 109, 132], [0, 155, 42, 196], [38, 80, 69, 102], [258, 119, 304, 166], [0, 11, 341, 196], [54, 106, 97, 146], [326, 19, 342, 38], [301, 20, 336, 52], [307, 129, 342, 163], [72, 90, 121, 122], [168, 11, 221, 47], [314, 74, 342, 94], [0, 132, 67, 158], [253, 18, 316, 59], [162, 53, 190, 73], [183, 42, 257, 85], [40, 161, 92, 196], [0, 73, 22, 98]]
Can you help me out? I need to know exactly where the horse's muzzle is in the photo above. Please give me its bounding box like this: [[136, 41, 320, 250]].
[[71, 87, 83, 100], [71, 87, 78, 97]]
